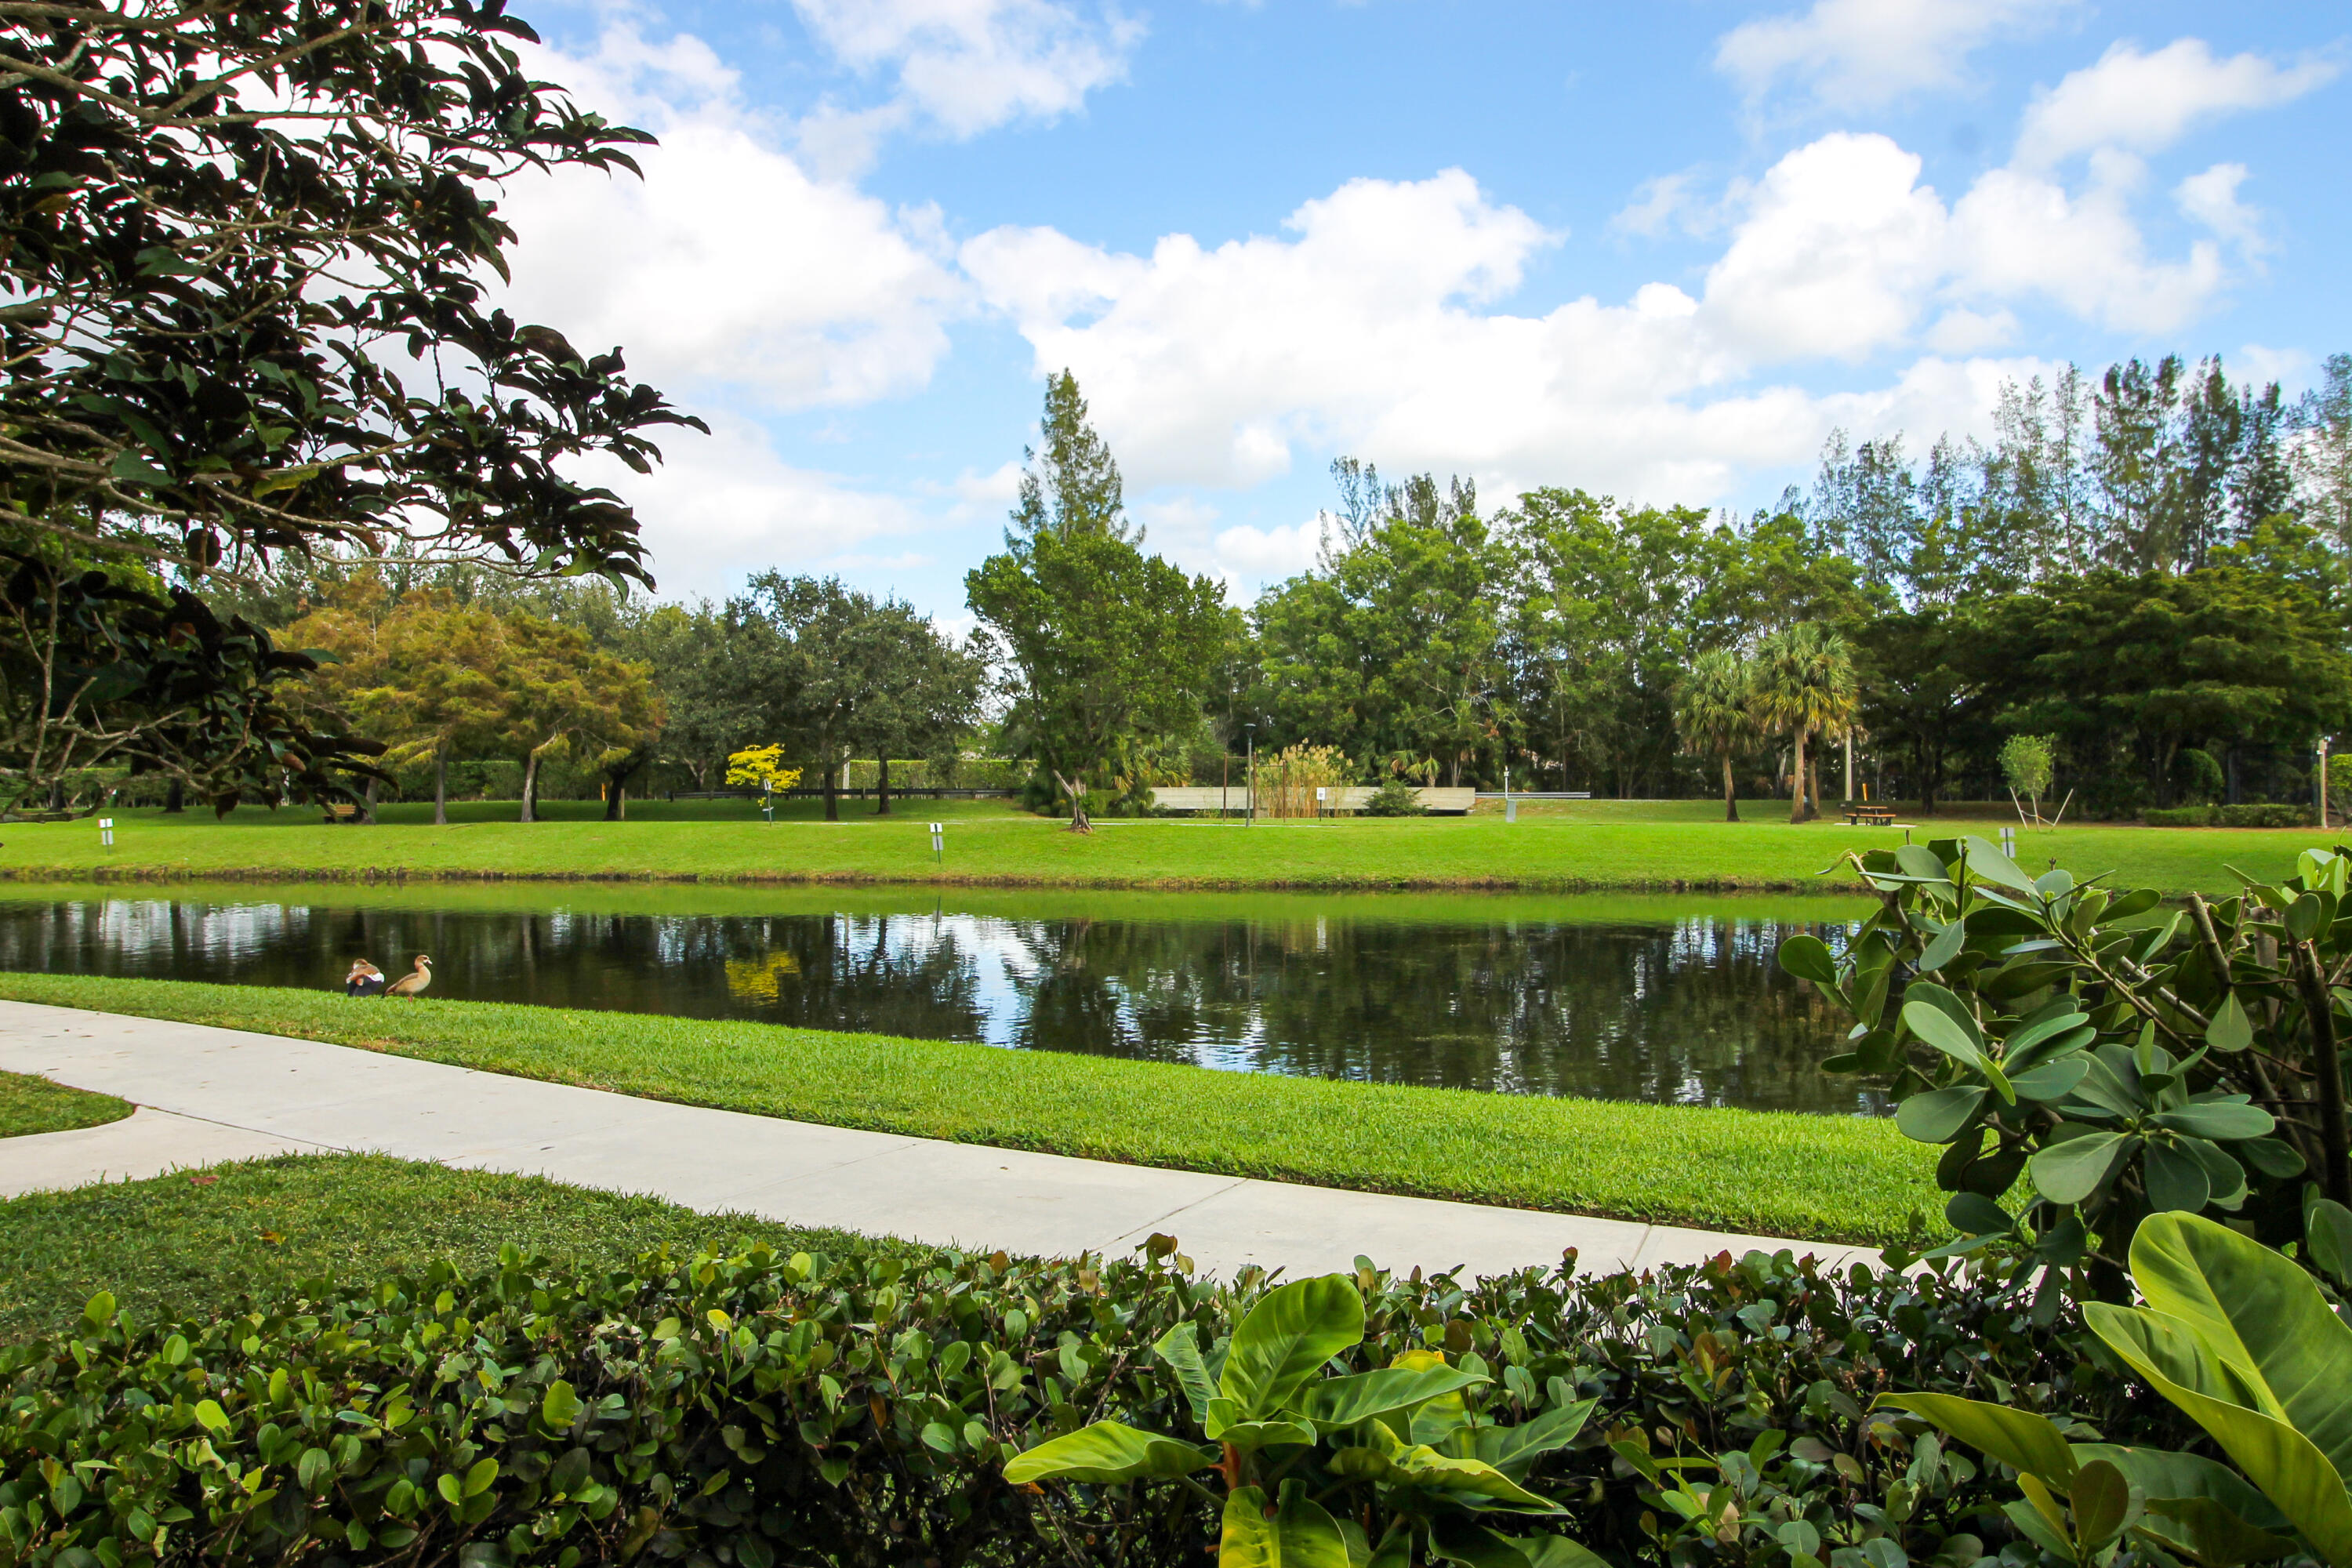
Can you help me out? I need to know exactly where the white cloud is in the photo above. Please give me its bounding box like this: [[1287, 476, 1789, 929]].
[[1210, 521, 1322, 582], [1698, 133, 1948, 362], [2015, 39, 2339, 167], [1716, 0, 2064, 110], [566, 416, 924, 602], [2176, 162, 2266, 255], [501, 25, 964, 410], [1609, 172, 1701, 239], [792, 0, 1142, 140], [963, 125, 2239, 509], [1947, 164, 2225, 333]]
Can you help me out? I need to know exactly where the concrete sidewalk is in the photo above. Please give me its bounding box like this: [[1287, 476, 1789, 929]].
[[0, 1000, 1882, 1279]]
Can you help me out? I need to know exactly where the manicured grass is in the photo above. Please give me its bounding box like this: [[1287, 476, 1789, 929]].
[[0, 1069, 130, 1139], [0, 1152, 877, 1341], [0, 974, 1942, 1246], [0, 800, 2316, 893]]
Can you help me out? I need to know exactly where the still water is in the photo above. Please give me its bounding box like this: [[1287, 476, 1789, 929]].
[[0, 885, 1882, 1116]]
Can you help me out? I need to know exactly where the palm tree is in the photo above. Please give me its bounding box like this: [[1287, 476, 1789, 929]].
[[1674, 649, 1755, 822], [1753, 623, 1859, 824]]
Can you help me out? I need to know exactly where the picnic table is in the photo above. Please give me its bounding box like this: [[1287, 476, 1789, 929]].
[[1844, 804, 1898, 826]]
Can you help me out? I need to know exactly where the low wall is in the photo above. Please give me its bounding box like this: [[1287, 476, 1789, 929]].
[[1148, 786, 1475, 815]]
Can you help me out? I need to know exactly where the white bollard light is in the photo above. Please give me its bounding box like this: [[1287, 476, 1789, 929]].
[[100, 816, 114, 849], [930, 822, 944, 863]]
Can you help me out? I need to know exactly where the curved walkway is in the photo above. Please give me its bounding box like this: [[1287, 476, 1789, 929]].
[[0, 1000, 1882, 1279]]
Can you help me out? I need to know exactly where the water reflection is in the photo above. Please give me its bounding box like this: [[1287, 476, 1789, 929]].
[[0, 891, 1880, 1115]]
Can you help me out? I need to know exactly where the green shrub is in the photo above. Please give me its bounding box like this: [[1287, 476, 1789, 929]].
[[1363, 777, 1426, 816], [2217, 802, 2311, 829], [2140, 805, 2216, 827], [0, 1236, 2178, 1567]]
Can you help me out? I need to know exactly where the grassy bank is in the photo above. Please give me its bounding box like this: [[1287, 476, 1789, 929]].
[[0, 1069, 130, 1139], [0, 1153, 873, 1339], [0, 800, 2313, 893], [0, 974, 1939, 1244]]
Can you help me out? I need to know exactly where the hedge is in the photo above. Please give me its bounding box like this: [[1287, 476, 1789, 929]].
[[2141, 803, 2314, 828], [0, 1238, 2190, 1568]]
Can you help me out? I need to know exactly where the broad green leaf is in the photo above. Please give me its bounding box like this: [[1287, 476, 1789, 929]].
[[1944, 1192, 2013, 1236], [2075, 1443, 2292, 1534], [1204, 1401, 1316, 1450], [1468, 1398, 1601, 1481], [1220, 1483, 1353, 1568], [1003, 1420, 1216, 1485], [1902, 999, 2015, 1102], [539, 1379, 583, 1431], [1152, 1323, 1219, 1426], [2207, 991, 2255, 1054], [2144, 1141, 2211, 1214], [1874, 1393, 2076, 1483], [1895, 843, 1953, 884], [2071, 1458, 2143, 1550], [1295, 1363, 1488, 1430], [2307, 1199, 2352, 1287], [2095, 888, 2164, 924], [2288, 894, 2325, 942], [1220, 1275, 1364, 1418], [1391, 1348, 1475, 1447], [2009, 1058, 2090, 1102], [1896, 1085, 1986, 1144], [2029, 1130, 2132, 1204], [2124, 1213, 2352, 1473], [2088, 1304, 2352, 1566], [2005, 1022, 2095, 1076], [1918, 916, 1966, 974], [1517, 1540, 1615, 1568], [2151, 1102, 2274, 1141], [1430, 1516, 1538, 1567], [1777, 933, 1839, 985], [1962, 837, 2042, 895], [194, 1399, 230, 1432]]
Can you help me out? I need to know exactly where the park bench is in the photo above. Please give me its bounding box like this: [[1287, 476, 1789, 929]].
[[321, 802, 365, 823], [1845, 804, 1898, 826]]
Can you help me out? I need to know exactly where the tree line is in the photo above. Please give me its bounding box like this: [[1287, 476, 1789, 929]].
[[210, 350, 2352, 828]]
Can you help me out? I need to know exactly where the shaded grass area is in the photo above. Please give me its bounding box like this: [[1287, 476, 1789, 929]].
[[0, 804, 2311, 894], [0, 1069, 130, 1139], [0, 1152, 879, 1341], [0, 974, 1941, 1246]]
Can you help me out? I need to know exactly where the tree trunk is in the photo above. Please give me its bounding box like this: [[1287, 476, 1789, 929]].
[[603, 766, 627, 821], [521, 750, 540, 823], [1722, 752, 1740, 822], [163, 781, 185, 815], [875, 755, 891, 815], [1806, 750, 1822, 822], [1788, 727, 1809, 824], [1052, 769, 1094, 833], [361, 775, 378, 826], [822, 754, 840, 822], [434, 746, 449, 826]]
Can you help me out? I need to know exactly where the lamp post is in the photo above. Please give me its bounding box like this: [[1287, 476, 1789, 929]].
[[2322, 736, 2332, 832], [1245, 723, 1256, 826]]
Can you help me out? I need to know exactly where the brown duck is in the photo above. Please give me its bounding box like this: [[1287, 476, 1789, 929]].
[[384, 955, 433, 997], [343, 958, 385, 997]]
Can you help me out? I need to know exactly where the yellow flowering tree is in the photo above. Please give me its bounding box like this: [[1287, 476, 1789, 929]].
[[726, 746, 804, 796]]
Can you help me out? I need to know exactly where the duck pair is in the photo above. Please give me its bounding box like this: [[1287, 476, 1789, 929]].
[[344, 956, 431, 997]]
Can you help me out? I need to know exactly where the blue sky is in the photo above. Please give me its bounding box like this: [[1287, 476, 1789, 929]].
[[497, 1, 2352, 618]]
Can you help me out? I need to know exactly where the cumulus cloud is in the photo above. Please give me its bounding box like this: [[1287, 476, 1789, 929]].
[[1715, 0, 2065, 110], [2014, 39, 2339, 167], [961, 129, 2239, 506], [2176, 163, 2266, 255], [789, 0, 1142, 167], [501, 25, 964, 409], [565, 416, 925, 603]]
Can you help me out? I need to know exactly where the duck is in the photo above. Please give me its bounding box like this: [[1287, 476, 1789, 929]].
[[384, 955, 433, 998], [343, 958, 386, 997]]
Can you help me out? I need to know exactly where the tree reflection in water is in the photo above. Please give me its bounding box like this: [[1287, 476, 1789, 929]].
[[0, 893, 1881, 1115]]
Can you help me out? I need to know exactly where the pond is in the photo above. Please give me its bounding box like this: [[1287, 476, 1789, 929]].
[[0, 885, 1882, 1115]]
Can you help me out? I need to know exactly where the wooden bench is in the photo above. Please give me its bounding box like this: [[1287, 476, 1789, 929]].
[[1845, 804, 1898, 826], [322, 802, 365, 823]]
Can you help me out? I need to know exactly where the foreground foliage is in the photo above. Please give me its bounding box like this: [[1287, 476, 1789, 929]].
[[0, 1229, 2176, 1568], [1780, 837, 2352, 1287]]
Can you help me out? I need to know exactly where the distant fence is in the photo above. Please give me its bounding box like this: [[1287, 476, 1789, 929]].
[[668, 788, 1016, 801], [1472, 791, 1592, 800]]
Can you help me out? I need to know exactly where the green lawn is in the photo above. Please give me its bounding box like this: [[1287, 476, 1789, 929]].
[[0, 1152, 877, 1341], [0, 973, 1940, 1246], [0, 1069, 130, 1139], [0, 797, 2317, 893]]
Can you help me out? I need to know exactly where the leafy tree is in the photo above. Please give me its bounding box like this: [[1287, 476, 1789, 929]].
[[501, 619, 663, 824], [1672, 650, 1755, 822], [289, 588, 510, 826], [1011, 369, 1132, 543], [846, 608, 985, 815], [1752, 622, 1857, 822], [1998, 733, 2056, 824], [1257, 466, 1504, 787], [0, 2, 699, 806], [1853, 606, 1990, 814], [2298, 353, 2352, 552], [969, 526, 1227, 832]]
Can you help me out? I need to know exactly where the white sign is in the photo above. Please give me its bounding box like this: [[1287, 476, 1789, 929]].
[[1315, 786, 1328, 802]]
